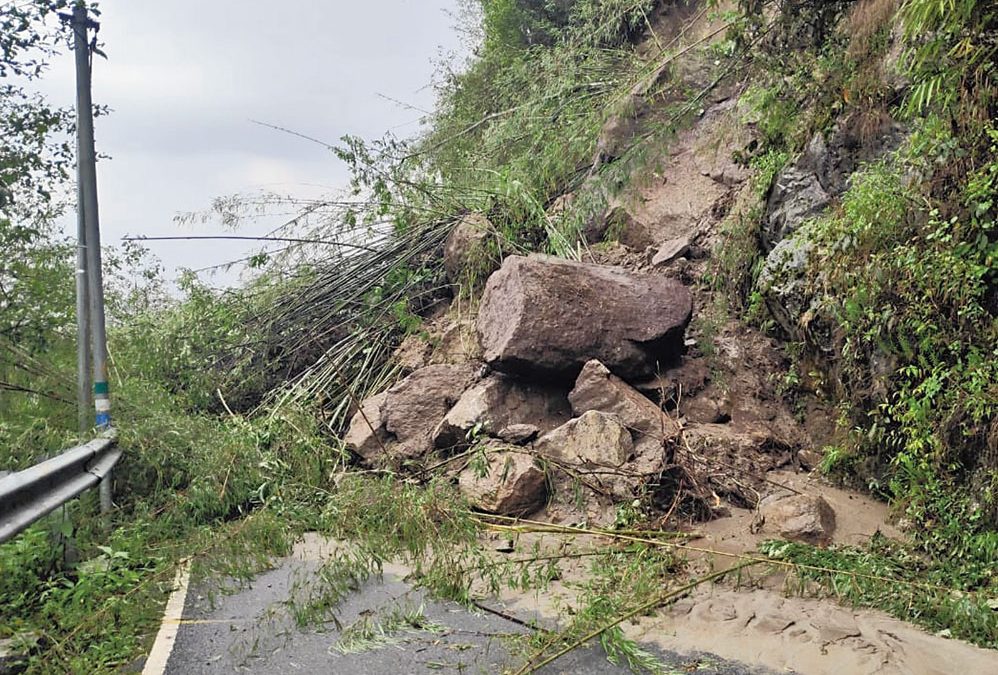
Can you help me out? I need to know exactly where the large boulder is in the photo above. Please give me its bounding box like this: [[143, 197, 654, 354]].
[[569, 360, 681, 442], [754, 493, 837, 545], [383, 364, 477, 459], [432, 373, 571, 450], [344, 391, 390, 464], [458, 446, 547, 516], [534, 411, 633, 467], [477, 255, 693, 380], [443, 213, 493, 283]]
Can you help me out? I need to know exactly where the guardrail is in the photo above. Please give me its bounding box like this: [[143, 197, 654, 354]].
[[0, 433, 119, 544]]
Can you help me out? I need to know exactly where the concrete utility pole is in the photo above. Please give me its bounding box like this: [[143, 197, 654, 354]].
[[71, 3, 113, 513], [75, 179, 92, 438]]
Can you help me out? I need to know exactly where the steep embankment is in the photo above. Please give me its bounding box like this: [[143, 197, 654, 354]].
[[325, 0, 996, 669]]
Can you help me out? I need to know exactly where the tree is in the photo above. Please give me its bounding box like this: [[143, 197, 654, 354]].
[[0, 1, 80, 353]]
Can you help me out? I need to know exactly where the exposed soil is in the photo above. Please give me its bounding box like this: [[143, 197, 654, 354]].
[[641, 586, 998, 675], [366, 7, 998, 673], [492, 479, 997, 674]]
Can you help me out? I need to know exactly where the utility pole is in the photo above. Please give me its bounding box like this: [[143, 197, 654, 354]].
[[71, 3, 113, 513], [75, 179, 92, 438]]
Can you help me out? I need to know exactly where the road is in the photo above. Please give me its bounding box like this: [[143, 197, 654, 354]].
[[145, 537, 777, 675]]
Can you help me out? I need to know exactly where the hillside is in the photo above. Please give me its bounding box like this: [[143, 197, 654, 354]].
[[1, 0, 995, 672]]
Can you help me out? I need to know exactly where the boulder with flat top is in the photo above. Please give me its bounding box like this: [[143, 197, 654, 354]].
[[477, 255, 692, 381]]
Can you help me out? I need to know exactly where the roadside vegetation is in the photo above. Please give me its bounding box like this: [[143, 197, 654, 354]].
[[1, 0, 995, 672]]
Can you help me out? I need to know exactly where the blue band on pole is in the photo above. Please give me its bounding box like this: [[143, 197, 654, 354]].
[[96, 412, 111, 429]]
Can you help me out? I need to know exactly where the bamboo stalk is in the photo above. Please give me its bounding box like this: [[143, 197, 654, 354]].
[[514, 562, 757, 675]]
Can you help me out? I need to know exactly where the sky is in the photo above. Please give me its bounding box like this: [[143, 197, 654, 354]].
[[35, 0, 467, 287]]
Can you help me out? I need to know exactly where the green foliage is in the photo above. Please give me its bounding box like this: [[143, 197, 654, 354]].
[[332, 602, 445, 655], [703, 1, 998, 647], [724, 0, 997, 524], [531, 545, 678, 672], [479, 0, 653, 52], [900, 0, 996, 119], [0, 0, 78, 219], [333, 0, 661, 276], [4, 0, 994, 670], [802, 122, 997, 514]]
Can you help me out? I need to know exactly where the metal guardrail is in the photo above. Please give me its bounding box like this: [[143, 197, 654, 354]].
[[0, 433, 120, 544]]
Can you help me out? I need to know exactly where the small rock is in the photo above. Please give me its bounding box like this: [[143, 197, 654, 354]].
[[681, 391, 732, 424], [797, 448, 825, 470], [569, 360, 680, 441], [755, 493, 836, 544], [458, 447, 547, 516], [384, 364, 477, 459], [651, 236, 691, 267], [535, 410, 633, 467], [497, 424, 540, 445]]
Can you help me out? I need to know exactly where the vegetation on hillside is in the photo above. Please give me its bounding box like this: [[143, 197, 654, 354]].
[[1, 0, 995, 671], [711, 0, 997, 646]]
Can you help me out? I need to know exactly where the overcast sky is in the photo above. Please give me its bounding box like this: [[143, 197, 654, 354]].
[[36, 0, 467, 287]]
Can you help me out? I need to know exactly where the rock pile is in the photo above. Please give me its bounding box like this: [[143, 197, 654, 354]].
[[345, 254, 695, 524], [343, 231, 843, 540]]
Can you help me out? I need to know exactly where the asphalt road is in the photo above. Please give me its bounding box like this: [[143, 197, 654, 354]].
[[160, 548, 777, 675]]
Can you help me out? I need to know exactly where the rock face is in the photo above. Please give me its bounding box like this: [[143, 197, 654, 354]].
[[458, 447, 547, 516], [432, 373, 570, 450], [477, 255, 693, 380], [763, 119, 905, 250], [383, 364, 477, 459], [344, 391, 390, 464], [535, 410, 633, 467], [757, 233, 815, 336], [755, 493, 836, 544], [764, 166, 830, 249], [443, 213, 492, 283], [569, 360, 680, 440]]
